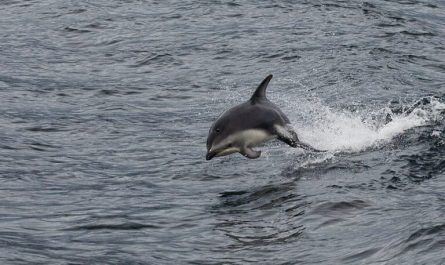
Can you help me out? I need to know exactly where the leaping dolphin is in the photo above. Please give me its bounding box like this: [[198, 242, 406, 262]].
[[206, 74, 322, 160]]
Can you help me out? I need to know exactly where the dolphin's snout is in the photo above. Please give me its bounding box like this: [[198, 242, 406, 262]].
[[206, 150, 216, 160]]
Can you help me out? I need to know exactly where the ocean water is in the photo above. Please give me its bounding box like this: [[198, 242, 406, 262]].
[[0, 1, 444, 264]]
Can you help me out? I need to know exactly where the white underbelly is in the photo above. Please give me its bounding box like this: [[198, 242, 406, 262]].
[[241, 129, 275, 146]]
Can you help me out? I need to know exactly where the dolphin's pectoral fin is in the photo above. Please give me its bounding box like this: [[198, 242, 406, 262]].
[[241, 147, 261, 159], [275, 125, 326, 152]]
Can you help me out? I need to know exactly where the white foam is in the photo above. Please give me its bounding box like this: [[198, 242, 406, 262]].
[[286, 97, 444, 153]]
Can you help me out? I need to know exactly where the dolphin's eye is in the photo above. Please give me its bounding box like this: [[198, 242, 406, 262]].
[[215, 128, 221, 134]]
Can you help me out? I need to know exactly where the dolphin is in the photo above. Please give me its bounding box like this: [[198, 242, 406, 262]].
[[206, 74, 322, 160]]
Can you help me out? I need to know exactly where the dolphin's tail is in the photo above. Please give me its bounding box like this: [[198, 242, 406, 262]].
[[296, 141, 326, 152]]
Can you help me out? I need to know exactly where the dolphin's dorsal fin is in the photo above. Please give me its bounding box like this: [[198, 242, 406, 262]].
[[250, 74, 273, 102]]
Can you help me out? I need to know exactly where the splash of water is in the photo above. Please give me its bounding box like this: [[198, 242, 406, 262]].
[[290, 97, 445, 153]]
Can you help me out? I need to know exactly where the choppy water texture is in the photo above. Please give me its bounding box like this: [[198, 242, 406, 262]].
[[1, 0, 445, 264]]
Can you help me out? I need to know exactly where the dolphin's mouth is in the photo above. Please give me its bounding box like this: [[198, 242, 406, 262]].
[[206, 146, 239, 160], [206, 151, 216, 160], [206, 148, 220, 160]]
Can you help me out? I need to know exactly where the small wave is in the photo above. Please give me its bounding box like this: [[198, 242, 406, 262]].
[[27, 141, 59, 152], [379, 223, 445, 262], [311, 200, 369, 216], [399, 30, 436, 37], [67, 222, 158, 231], [130, 53, 182, 68], [291, 97, 445, 153], [405, 224, 445, 243], [218, 182, 296, 209], [25, 126, 62, 132], [63, 26, 91, 33], [97, 89, 119, 96], [342, 247, 381, 262]]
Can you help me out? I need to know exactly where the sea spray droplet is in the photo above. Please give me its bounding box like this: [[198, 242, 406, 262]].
[[431, 131, 441, 137]]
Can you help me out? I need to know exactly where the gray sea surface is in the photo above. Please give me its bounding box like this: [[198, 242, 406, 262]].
[[1, 0, 445, 264]]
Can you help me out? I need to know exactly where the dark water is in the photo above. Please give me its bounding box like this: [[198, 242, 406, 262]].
[[1, 0, 445, 264]]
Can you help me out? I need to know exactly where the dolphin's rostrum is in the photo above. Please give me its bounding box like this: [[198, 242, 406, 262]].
[[206, 74, 322, 160]]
